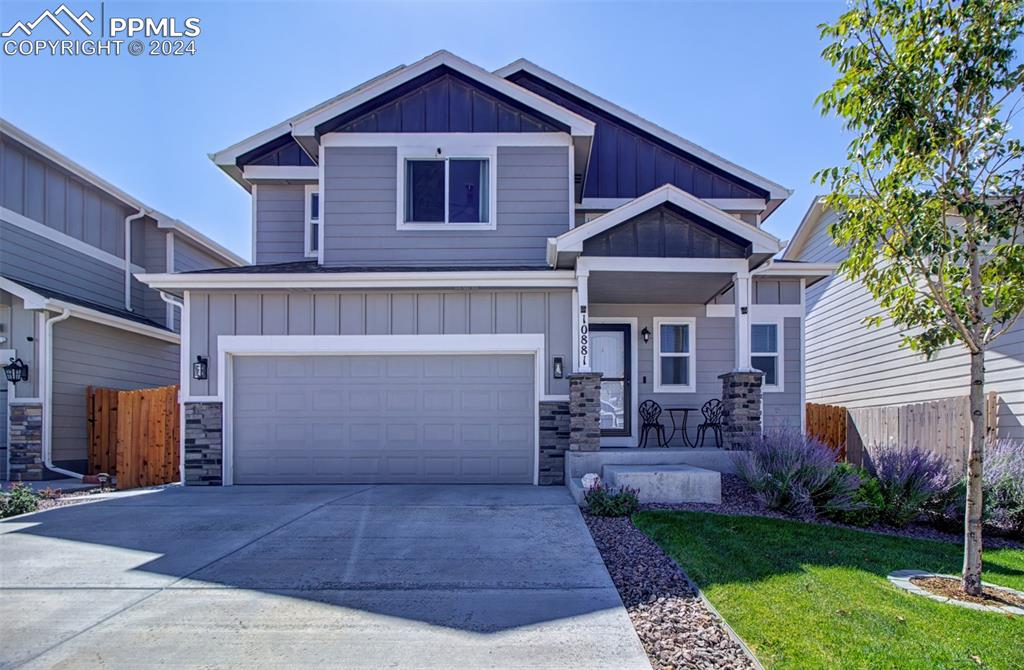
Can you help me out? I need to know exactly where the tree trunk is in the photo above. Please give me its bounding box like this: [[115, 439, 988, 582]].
[[962, 349, 985, 596]]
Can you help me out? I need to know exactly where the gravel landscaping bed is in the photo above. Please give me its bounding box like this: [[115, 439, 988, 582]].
[[646, 475, 1023, 549], [585, 513, 757, 670]]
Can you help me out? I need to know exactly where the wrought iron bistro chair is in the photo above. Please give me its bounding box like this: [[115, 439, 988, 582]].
[[695, 399, 725, 448], [638, 400, 669, 448]]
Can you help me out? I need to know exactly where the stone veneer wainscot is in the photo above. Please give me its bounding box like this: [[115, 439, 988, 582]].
[[718, 370, 764, 449], [184, 402, 223, 485], [8, 403, 43, 481]]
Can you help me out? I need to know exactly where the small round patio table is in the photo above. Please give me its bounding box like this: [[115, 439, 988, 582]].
[[663, 407, 696, 448]]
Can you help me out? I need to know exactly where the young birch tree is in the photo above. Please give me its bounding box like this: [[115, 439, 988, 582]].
[[816, 0, 1024, 595]]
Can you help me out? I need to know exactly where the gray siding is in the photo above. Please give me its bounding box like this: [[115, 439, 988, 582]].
[[50, 317, 178, 467], [1, 219, 126, 310], [253, 183, 307, 264], [187, 289, 572, 397], [1, 136, 129, 258], [590, 304, 803, 441], [713, 279, 802, 305], [321, 145, 570, 266], [134, 219, 168, 326], [174, 236, 227, 272], [798, 207, 1024, 440]]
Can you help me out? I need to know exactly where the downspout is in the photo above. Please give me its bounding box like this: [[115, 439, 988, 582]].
[[41, 308, 77, 478], [159, 291, 185, 484], [124, 210, 147, 312]]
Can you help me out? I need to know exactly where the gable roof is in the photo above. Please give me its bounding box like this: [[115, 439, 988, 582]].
[[549, 184, 782, 265], [495, 59, 791, 216], [211, 51, 595, 188], [1, 119, 245, 267], [781, 195, 827, 260]]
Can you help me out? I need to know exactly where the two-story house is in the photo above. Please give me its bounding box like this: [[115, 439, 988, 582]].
[[140, 51, 833, 487], [1, 119, 244, 481]]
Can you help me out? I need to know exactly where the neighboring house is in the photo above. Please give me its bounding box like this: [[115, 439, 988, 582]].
[[140, 51, 833, 487], [786, 198, 1024, 440], [1, 119, 245, 481]]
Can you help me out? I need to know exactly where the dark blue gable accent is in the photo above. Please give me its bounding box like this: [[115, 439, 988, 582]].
[[316, 66, 567, 136], [506, 71, 768, 201], [582, 203, 750, 259], [238, 136, 315, 168]]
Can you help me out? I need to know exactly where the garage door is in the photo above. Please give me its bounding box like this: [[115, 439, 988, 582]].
[[231, 354, 536, 484]]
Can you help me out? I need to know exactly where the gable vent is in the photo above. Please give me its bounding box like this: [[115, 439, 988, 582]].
[[574, 173, 584, 185]]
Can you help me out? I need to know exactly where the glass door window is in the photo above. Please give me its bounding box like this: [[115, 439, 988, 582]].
[[590, 324, 631, 436]]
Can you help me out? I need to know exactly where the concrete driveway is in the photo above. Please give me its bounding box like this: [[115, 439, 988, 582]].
[[0, 485, 649, 669]]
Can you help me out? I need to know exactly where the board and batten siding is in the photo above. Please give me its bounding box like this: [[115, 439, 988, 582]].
[[187, 288, 573, 398], [798, 207, 1024, 440], [589, 304, 804, 440], [50, 317, 178, 467], [321, 145, 570, 266], [253, 183, 307, 264]]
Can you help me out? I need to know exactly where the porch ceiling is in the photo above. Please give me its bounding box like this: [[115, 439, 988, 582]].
[[587, 271, 733, 304]]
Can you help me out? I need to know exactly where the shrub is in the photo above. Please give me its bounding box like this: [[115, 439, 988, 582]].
[[942, 439, 1024, 534], [735, 428, 861, 516], [1, 482, 41, 518], [584, 483, 640, 517], [868, 445, 953, 527], [824, 464, 885, 527]]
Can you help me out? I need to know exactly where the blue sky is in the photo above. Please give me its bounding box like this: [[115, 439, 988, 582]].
[[0, 0, 849, 259]]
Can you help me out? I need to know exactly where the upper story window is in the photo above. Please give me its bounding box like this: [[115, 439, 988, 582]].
[[304, 185, 319, 257], [653, 317, 696, 393], [404, 157, 492, 228], [751, 321, 783, 391]]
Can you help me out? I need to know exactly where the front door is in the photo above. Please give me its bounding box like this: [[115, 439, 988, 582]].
[[590, 324, 631, 437]]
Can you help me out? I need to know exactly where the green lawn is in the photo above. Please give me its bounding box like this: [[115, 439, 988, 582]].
[[633, 511, 1024, 670]]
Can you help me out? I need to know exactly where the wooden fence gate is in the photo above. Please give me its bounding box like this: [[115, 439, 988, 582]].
[[87, 384, 180, 489]]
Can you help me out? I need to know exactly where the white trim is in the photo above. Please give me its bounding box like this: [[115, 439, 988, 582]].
[[1, 206, 145, 273], [652, 317, 697, 394], [136, 270, 578, 291], [317, 143, 326, 265], [799, 279, 806, 430], [165, 232, 175, 326], [322, 133, 572, 149], [575, 272, 590, 372], [551, 185, 782, 257], [752, 258, 838, 279], [782, 196, 828, 260], [705, 303, 805, 319], [242, 166, 319, 182], [733, 271, 755, 373], [292, 51, 595, 139], [577, 256, 749, 275], [590, 317, 639, 448], [580, 197, 768, 213], [493, 59, 791, 201], [213, 333, 547, 487], [249, 184, 258, 263], [567, 145, 575, 228], [751, 318, 784, 392], [303, 184, 320, 257], [396, 149, 497, 231]]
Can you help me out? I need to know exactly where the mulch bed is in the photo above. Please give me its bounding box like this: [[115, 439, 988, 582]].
[[646, 475, 1022, 549], [585, 514, 756, 670], [909, 576, 1024, 609]]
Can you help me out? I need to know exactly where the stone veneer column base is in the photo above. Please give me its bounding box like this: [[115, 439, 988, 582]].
[[184, 402, 224, 486], [718, 371, 764, 449], [539, 401, 570, 485], [8, 403, 44, 481], [569, 372, 603, 452]]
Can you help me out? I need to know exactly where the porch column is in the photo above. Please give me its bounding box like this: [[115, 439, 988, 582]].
[[732, 270, 755, 372], [575, 270, 591, 372]]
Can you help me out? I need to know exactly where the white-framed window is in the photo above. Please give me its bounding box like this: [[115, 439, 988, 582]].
[[751, 320, 784, 391], [304, 184, 320, 258], [396, 144, 497, 230], [653, 317, 696, 393]]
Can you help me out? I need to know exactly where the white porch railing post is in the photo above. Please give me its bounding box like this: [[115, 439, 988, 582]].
[[575, 270, 591, 372], [733, 271, 755, 372]]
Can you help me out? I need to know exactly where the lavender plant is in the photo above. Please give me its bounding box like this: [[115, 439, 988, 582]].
[[943, 439, 1024, 534], [735, 428, 861, 516], [868, 446, 953, 527]]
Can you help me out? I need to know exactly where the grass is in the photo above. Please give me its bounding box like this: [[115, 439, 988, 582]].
[[633, 511, 1024, 670]]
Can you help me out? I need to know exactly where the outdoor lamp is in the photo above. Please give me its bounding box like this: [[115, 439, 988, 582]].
[[641, 327, 651, 344], [3, 357, 28, 384], [192, 355, 208, 381], [552, 356, 564, 379]]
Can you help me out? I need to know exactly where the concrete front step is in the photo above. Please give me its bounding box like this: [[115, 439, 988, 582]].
[[603, 464, 722, 504]]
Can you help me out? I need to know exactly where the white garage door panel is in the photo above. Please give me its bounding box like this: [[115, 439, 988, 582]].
[[232, 354, 535, 484]]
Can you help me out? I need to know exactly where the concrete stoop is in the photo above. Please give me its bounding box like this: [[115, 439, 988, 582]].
[[567, 462, 722, 506]]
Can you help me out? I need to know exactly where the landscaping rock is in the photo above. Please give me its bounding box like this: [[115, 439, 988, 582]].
[[585, 514, 757, 670]]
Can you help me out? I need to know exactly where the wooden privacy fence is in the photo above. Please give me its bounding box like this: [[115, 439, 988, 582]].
[[806, 393, 998, 472], [87, 385, 180, 489]]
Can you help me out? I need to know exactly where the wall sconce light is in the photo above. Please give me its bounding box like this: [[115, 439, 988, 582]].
[[641, 327, 651, 344], [552, 356, 564, 379], [192, 355, 208, 381], [3, 357, 28, 384]]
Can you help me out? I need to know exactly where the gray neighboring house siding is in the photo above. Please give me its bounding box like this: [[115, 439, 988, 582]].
[[175, 236, 228, 273], [322, 145, 570, 266], [50, 317, 178, 469], [253, 183, 307, 264], [796, 207, 1024, 440], [187, 288, 572, 398]]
